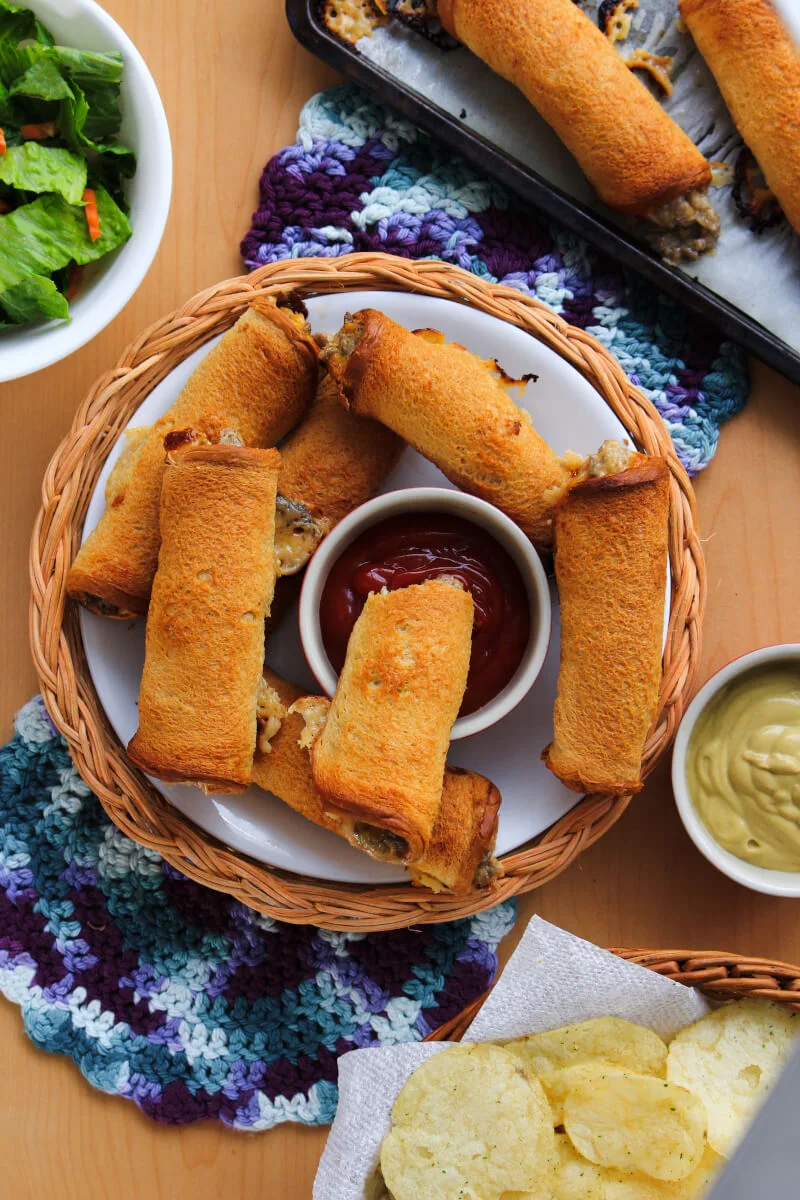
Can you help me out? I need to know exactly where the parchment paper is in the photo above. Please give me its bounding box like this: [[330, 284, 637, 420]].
[[356, 0, 800, 354], [313, 916, 711, 1199]]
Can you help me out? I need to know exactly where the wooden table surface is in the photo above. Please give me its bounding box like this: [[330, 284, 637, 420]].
[[2, 1, 800, 1196]]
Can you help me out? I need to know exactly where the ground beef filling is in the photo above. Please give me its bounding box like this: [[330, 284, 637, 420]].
[[472, 850, 500, 890], [353, 822, 410, 863], [640, 189, 720, 265]]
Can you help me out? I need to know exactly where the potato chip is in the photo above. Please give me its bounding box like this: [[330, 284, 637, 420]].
[[538, 1062, 639, 1127], [602, 1146, 723, 1199], [666, 998, 799, 1157], [563, 1073, 707, 1181], [504, 1018, 668, 1080], [548, 1132, 608, 1198], [380, 1043, 555, 1200], [503, 1142, 723, 1200]]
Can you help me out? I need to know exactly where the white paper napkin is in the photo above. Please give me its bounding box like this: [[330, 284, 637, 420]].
[[313, 916, 711, 1200]]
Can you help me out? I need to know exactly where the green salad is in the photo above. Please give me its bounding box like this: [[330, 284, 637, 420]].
[[0, 0, 135, 328]]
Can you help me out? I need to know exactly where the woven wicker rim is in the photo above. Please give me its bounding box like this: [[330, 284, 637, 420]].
[[29, 253, 706, 932], [427, 948, 800, 1041]]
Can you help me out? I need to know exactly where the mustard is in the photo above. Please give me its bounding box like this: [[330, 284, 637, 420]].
[[686, 666, 800, 872]]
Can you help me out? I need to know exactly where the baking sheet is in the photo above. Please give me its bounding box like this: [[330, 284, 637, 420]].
[[314, 0, 800, 361], [358, 1, 800, 355]]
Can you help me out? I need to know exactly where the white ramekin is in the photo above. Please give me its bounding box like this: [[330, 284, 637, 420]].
[[299, 487, 552, 740], [672, 643, 800, 898], [0, 0, 172, 382]]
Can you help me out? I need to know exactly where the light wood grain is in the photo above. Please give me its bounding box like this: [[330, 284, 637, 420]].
[[1, 2, 800, 1196]]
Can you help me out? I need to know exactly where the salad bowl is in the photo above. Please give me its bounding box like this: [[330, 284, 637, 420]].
[[0, 0, 172, 383]]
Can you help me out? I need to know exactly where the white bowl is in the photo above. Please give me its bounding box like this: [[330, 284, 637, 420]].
[[298, 487, 552, 740], [0, 0, 172, 383], [672, 643, 800, 897]]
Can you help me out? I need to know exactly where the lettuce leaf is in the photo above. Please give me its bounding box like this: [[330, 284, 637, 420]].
[[0, 273, 69, 323], [57, 78, 134, 205], [0, 141, 86, 203], [0, 186, 131, 289], [81, 79, 123, 140], [88, 147, 136, 209], [0, 0, 52, 86], [9, 56, 72, 101], [48, 47, 123, 86], [0, 74, 15, 122], [71, 184, 131, 262]]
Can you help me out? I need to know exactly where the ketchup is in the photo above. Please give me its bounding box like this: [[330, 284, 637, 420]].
[[319, 513, 531, 717]]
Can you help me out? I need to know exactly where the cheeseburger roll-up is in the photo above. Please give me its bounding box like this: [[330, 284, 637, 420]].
[[543, 443, 670, 796], [67, 296, 318, 619], [437, 0, 718, 263], [326, 310, 564, 548], [278, 373, 404, 526], [252, 675, 501, 894], [127, 444, 281, 794], [311, 579, 473, 863], [681, 0, 800, 236], [263, 373, 405, 636]]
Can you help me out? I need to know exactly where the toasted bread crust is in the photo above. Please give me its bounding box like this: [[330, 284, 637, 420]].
[[439, 0, 710, 216], [543, 457, 670, 795], [409, 767, 502, 894], [278, 372, 404, 525], [127, 445, 281, 793], [310, 580, 473, 862], [329, 309, 563, 548], [66, 426, 152, 617], [681, 0, 800, 235], [66, 299, 318, 617]]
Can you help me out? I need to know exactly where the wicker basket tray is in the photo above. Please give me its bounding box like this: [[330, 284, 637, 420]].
[[427, 948, 800, 1040], [30, 253, 705, 932]]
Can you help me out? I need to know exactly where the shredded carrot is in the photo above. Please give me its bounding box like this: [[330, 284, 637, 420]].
[[0, 128, 6, 156], [82, 188, 101, 242], [66, 264, 84, 301], [20, 121, 57, 140]]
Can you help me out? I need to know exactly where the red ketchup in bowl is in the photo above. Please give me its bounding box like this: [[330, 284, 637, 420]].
[[319, 512, 531, 717]]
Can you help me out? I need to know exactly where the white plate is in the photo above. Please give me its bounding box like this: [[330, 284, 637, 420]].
[[80, 291, 653, 884]]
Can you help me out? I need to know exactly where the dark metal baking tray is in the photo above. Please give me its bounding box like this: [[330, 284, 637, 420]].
[[287, 0, 800, 385]]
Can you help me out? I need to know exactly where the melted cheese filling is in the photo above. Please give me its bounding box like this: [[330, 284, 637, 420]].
[[321, 0, 387, 43], [289, 697, 330, 749], [256, 679, 287, 754], [274, 495, 330, 577]]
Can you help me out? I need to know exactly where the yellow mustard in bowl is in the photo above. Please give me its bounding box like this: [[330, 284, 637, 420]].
[[686, 665, 800, 871]]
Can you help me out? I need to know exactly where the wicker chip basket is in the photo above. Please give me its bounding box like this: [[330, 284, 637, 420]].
[[30, 254, 706, 932], [426, 949, 800, 1041]]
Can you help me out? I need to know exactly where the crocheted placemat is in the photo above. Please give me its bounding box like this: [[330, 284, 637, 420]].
[[242, 85, 749, 474], [0, 699, 515, 1128]]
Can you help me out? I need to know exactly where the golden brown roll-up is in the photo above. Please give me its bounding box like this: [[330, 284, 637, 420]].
[[251, 674, 501, 894], [437, 0, 717, 260], [543, 452, 670, 796], [127, 444, 281, 793], [681, 0, 800, 236], [67, 296, 318, 619], [326, 310, 564, 548], [311, 579, 474, 863], [278, 373, 404, 525], [408, 766, 502, 894]]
